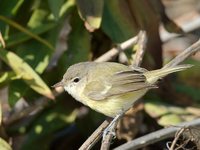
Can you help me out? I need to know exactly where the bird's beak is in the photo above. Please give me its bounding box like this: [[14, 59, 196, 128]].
[[52, 81, 63, 88]]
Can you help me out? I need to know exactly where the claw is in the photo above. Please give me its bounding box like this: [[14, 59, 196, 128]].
[[102, 113, 123, 140]]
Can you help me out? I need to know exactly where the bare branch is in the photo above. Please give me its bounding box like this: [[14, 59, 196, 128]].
[[0, 31, 6, 48], [95, 36, 138, 62], [79, 120, 110, 150], [100, 131, 115, 150], [100, 113, 123, 150], [169, 127, 185, 150], [163, 39, 200, 68], [132, 30, 147, 67], [114, 118, 200, 150]]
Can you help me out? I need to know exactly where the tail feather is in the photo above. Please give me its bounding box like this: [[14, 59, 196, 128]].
[[144, 64, 193, 84]]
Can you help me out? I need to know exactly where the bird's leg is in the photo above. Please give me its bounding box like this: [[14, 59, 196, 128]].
[[103, 112, 124, 140]]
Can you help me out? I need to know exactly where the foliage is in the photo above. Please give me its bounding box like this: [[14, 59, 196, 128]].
[[0, 0, 199, 149]]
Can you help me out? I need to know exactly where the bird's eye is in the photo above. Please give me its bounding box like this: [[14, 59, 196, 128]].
[[73, 77, 80, 83]]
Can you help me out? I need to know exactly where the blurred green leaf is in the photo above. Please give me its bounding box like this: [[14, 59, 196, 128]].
[[6, 23, 56, 48], [16, 40, 51, 74], [59, 0, 76, 17], [58, 10, 90, 77], [76, 0, 104, 30], [20, 101, 77, 150], [0, 0, 20, 16], [48, 0, 65, 19], [8, 80, 28, 107], [28, 9, 49, 28], [158, 114, 182, 126], [0, 72, 16, 84], [145, 100, 187, 118], [0, 49, 54, 100], [0, 138, 12, 150], [7, 19, 62, 105], [145, 100, 191, 126], [0, 15, 54, 50], [174, 83, 200, 102], [101, 1, 137, 42]]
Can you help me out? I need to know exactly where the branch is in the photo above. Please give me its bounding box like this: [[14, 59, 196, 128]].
[[100, 129, 116, 150], [95, 36, 138, 62], [114, 118, 200, 150], [0, 31, 6, 48], [79, 120, 110, 150], [163, 39, 200, 68], [160, 11, 200, 42], [132, 30, 147, 67], [100, 113, 124, 150], [169, 127, 185, 150]]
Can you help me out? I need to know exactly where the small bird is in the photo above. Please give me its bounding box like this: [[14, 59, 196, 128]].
[[52, 62, 192, 118]]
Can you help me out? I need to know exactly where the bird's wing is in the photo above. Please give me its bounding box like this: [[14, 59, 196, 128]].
[[83, 70, 157, 101]]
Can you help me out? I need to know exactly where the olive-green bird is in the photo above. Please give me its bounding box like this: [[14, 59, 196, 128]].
[[53, 62, 192, 117]]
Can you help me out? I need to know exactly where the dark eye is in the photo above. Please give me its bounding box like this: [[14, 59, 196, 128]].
[[73, 77, 80, 83]]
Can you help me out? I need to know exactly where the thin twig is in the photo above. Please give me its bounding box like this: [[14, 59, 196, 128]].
[[132, 30, 147, 67], [160, 11, 200, 42], [163, 39, 200, 68], [100, 132, 115, 150], [79, 120, 110, 150], [0, 31, 6, 48], [114, 118, 200, 150], [100, 113, 124, 150], [169, 127, 185, 150], [95, 36, 138, 62]]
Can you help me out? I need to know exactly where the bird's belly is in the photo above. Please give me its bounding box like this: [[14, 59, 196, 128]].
[[81, 90, 147, 118]]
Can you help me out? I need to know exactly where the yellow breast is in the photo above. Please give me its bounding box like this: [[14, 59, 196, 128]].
[[80, 90, 147, 117]]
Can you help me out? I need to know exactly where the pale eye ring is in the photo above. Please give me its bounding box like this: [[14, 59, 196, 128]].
[[73, 77, 80, 83]]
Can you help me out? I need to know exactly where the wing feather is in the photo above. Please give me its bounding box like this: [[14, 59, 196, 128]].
[[83, 70, 157, 101]]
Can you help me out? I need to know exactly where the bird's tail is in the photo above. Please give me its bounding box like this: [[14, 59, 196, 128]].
[[144, 64, 193, 84]]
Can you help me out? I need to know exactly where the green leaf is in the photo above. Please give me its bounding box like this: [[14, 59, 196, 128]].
[[48, 0, 65, 19], [174, 83, 200, 102], [6, 23, 56, 48], [101, 1, 137, 42], [0, 49, 54, 99], [16, 40, 51, 74], [0, 138, 12, 150], [0, 71, 17, 84], [20, 101, 77, 150], [158, 114, 183, 126], [58, 10, 90, 77], [28, 9, 49, 28], [8, 80, 28, 107], [144, 100, 191, 126], [0, 0, 20, 16], [0, 15, 54, 50], [76, 0, 104, 30]]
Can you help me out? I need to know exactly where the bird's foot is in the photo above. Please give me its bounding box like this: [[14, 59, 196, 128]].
[[103, 122, 116, 139], [102, 113, 123, 140]]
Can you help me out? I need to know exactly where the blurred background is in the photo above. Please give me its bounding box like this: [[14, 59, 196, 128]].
[[0, 0, 200, 149]]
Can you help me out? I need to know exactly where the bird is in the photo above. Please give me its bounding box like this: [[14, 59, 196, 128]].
[[52, 62, 192, 118]]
